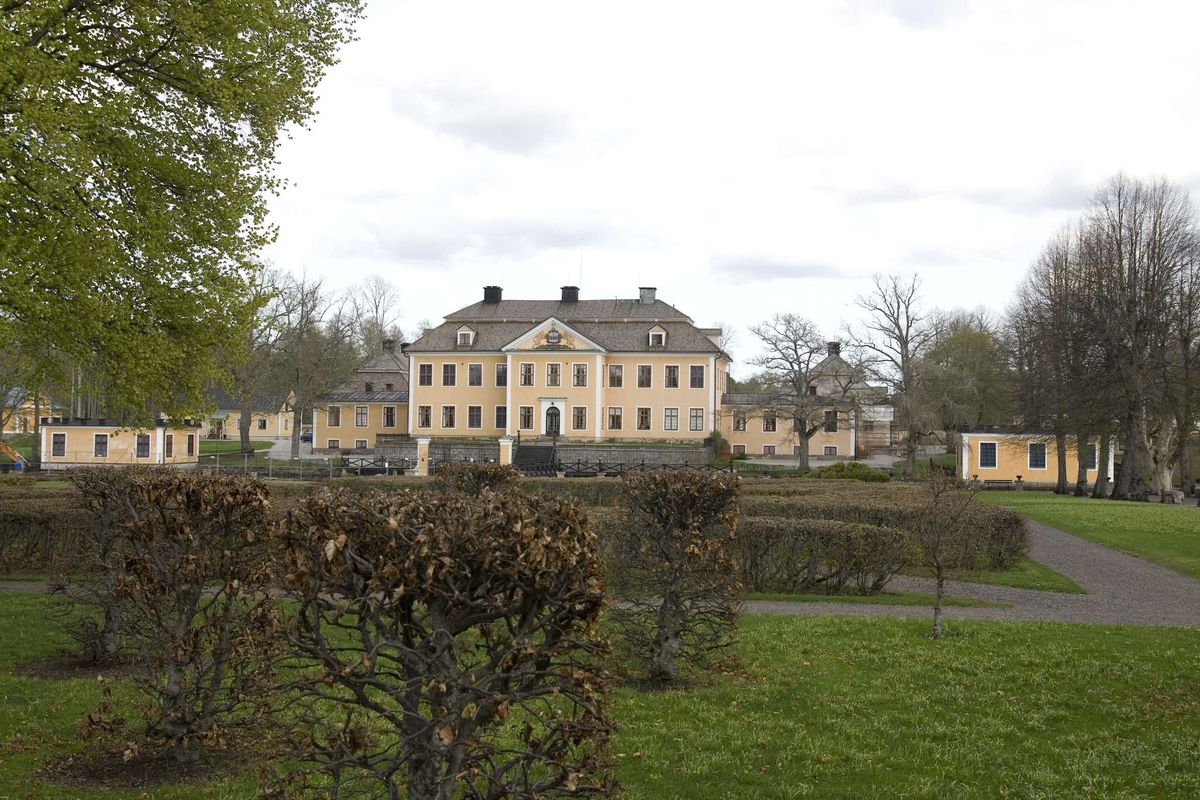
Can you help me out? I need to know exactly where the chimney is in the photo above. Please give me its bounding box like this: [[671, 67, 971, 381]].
[[382, 337, 396, 353], [639, 286, 657, 305], [561, 285, 580, 303], [483, 285, 503, 304], [827, 341, 841, 357]]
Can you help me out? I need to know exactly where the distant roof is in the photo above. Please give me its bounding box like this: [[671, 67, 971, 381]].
[[358, 351, 409, 373], [407, 320, 723, 355], [446, 297, 693, 323], [206, 386, 282, 412], [327, 390, 410, 403]]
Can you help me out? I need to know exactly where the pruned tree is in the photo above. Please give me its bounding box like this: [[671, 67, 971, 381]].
[[606, 471, 740, 686], [273, 488, 613, 800], [845, 274, 939, 478], [912, 474, 982, 640], [80, 471, 282, 763], [431, 461, 521, 494]]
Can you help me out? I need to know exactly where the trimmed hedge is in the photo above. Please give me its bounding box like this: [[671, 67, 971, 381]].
[[802, 462, 890, 483]]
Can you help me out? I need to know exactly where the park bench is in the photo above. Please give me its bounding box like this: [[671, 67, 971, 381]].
[[982, 479, 1015, 490]]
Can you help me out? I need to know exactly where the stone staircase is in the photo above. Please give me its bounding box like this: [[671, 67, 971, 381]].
[[513, 443, 557, 476]]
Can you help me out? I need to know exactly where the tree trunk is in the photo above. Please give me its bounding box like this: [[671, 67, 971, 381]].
[[290, 408, 303, 459], [239, 408, 253, 454], [1181, 437, 1194, 497], [1073, 432, 1090, 497], [904, 432, 920, 479], [98, 602, 122, 662], [1054, 432, 1068, 495], [649, 591, 685, 685], [1111, 416, 1149, 501], [1146, 418, 1179, 502], [796, 432, 810, 470], [1092, 435, 1111, 499], [931, 568, 944, 641]]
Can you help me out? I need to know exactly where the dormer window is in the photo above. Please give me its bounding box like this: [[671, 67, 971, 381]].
[[547, 329, 562, 345], [649, 331, 666, 347], [457, 327, 475, 347], [365, 382, 374, 392], [385, 383, 394, 391]]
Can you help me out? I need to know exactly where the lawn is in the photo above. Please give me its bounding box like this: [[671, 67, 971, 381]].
[[948, 554, 1087, 594], [0, 433, 33, 461], [742, 589, 1007, 608], [982, 492, 1200, 580], [2, 596, 1200, 798], [892, 452, 957, 478]]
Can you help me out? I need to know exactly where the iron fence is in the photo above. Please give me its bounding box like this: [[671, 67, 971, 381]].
[[555, 459, 735, 477]]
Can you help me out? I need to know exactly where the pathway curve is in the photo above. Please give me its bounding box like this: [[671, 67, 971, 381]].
[[742, 520, 1200, 626]]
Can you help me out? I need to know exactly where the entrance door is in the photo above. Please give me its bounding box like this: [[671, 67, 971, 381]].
[[546, 406, 561, 436]]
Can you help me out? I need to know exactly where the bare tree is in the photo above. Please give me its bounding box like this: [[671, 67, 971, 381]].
[[351, 275, 404, 357], [912, 474, 982, 640], [845, 274, 938, 477]]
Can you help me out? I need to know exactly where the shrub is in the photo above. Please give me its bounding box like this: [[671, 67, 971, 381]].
[[803, 461, 890, 483], [0, 473, 36, 487], [274, 488, 613, 799], [432, 461, 521, 493], [911, 475, 985, 639], [608, 471, 740, 686], [83, 471, 282, 762]]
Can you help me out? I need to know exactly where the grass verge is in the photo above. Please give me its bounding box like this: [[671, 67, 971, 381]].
[[981, 492, 1200, 580], [742, 589, 1007, 608]]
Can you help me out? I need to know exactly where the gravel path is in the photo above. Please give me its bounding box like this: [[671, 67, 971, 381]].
[[743, 520, 1200, 626]]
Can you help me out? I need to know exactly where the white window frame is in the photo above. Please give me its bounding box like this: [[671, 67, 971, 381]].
[[636, 407, 652, 431], [457, 330, 473, 346], [520, 362, 535, 387], [51, 432, 65, 457], [688, 407, 704, 432], [355, 405, 369, 427], [793, 445, 804, 456], [355, 439, 368, 449], [731, 444, 746, 456], [664, 364, 680, 389], [495, 362, 508, 387], [546, 362, 561, 387], [763, 445, 776, 455], [572, 362, 588, 388], [649, 331, 665, 347], [572, 406, 587, 431], [608, 364, 623, 388], [467, 405, 482, 429], [418, 363, 433, 387], [689, 365, 705, 389], [1027, 441, 1048, 471], [824, 445, 838, 456], [327, 438, 341, 450], [187, 434, 196, 457], [763, 411, 777, 433], [519, 405, 535, 430], [495, 405, 507, 430], [136, 434, 151, 458], [417, 405, 432, 428], [94, 433, 109, 458], [608, 406, 623, 430], [442, 363, 456, 387], [663, 407, 679, 431], [733, 411, 747, 432], [977, 440, 999, 470], [441, 405, 456, 429], [1085, 443, 1098, 471], [468, 363, 483, 387], [256, 418, 268, 430], [383, 405, 397, 428], [165, 434, 174, 459], [637, 364, 652, 388], [327, 405, 342, 427]]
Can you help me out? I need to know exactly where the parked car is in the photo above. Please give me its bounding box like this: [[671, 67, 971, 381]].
[[300, 430, 313, 443]]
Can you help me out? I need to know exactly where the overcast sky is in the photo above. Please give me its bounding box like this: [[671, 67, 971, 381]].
[[264, 0, 1200, 375]]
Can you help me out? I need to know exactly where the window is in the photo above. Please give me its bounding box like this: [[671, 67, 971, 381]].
[[383, 406, 396, 428], [665, 365, 679, 388], [458, 330, 473, 346], [355, 406, 369, 427], [609, 364, 623, 388], [136, 434, 150, 458], [1028, 442, 1047, 470], [442, 406, 456, 428], [824, 410, 838, 433], [328, 405, 342, 427], [649, 331, 665, 347], [763, 445, 776, 455], [165, 434, 173, 458], [235, 417, 243, 430], [979, 441, 998, 469], [808, 385, 818, 396], [468, 364, 483, 386], [417, 406, 432, 428], [468, 405, 482, 429], [793, 445, 804, 456], [385, 383, 394, 391], [257, 418, 268, 430], [689, 408, 704, 431], [608, 407, 623, 430], [442, 363, 456, 387], [519, 406, 534, 430], [496, 363, 508, 387], [664, 408, 679, 431], [327, 439, 341, 449], [863, 420, 875, 432], [1085, 443, 1098, 470], [520, 363, 535, 386], [824, 446, 838, 456], [573, 363, 587, 387], [731, 444, 746, 456], [418, 364, 433, 386], [51, 433, 65, 457], [763, 411, 777, 432], [572, 406, 587, 430], [733, 412, 747, 432], [364, 382, 374, 392], [546, 363, 561, 387], [187, 434, 196, 457], [355, 439, 368, 449], [637, 365, 652, 388], [284, 418, 289, 431], [495, 406, 507, 429], [690, 365, 705, 389], [94, 434, 108, 458], [636, 407, 651, 431]]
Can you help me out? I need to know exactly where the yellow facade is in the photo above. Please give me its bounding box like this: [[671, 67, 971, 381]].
[[718, 408, 856, 458], [960, 433, 1111, 484], [198, 407, 291, 439], [40, 424, 201, 470], [315, 402, 410, 451]]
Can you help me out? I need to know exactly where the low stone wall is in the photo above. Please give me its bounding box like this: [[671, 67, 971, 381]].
[[373, 439, 419, 465], [555, 445, 712, 468]]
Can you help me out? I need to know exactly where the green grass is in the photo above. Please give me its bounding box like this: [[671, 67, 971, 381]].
[[981, 492, 1200, 580], [892, 452, 957, 478], [742, 589, 1006, 608], [197, 439, 276, 455], [948, 555, 1087, 594], [0, 433, 34, 461], [3, 597, 1200, 798]]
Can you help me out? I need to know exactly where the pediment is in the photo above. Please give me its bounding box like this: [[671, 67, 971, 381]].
[[502, 318, 605, 352]]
